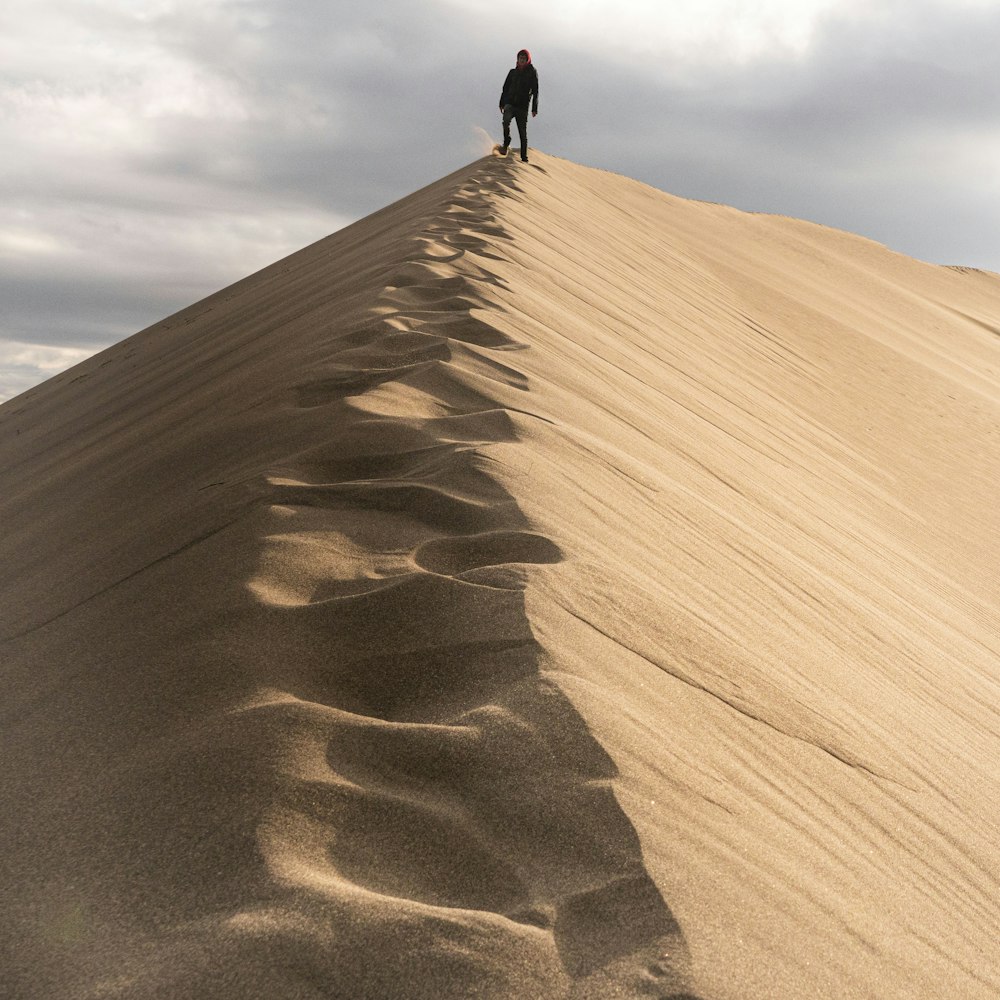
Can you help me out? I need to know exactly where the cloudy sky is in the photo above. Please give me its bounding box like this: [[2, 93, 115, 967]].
[[2, 0, 998, 401]]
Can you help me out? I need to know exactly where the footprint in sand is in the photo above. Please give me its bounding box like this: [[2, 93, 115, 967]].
[[295, 361, 443, 407], [414, 530, 562, 576]]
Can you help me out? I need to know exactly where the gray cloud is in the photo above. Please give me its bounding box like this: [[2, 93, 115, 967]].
[[538, 3, 1000, 245], [2, 0, 998, 400]]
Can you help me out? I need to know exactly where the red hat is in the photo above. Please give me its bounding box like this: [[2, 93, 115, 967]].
[[517, 49, 531, 64]]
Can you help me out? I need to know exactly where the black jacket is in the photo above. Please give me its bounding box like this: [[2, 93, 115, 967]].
[[499, 64, 539, 113]]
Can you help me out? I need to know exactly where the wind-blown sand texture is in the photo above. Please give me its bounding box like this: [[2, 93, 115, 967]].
[[2, 151, 999, 999]]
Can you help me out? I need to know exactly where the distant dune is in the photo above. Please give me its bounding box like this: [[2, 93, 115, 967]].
[[2, 151, 999, 999]]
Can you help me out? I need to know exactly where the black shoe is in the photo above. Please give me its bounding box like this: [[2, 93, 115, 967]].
[[500, 141, 509, 154], [520, 155, 529, 162]]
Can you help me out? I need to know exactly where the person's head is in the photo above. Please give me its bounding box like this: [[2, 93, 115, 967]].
[[516, 49, 531, 67]]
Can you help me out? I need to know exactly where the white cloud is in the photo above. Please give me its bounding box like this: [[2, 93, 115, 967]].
[[0, 226, 68, 260], [0, 341, 95, 402], [442, 0, 847, 63]]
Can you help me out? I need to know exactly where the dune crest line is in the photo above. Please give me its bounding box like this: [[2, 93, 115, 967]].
[[239, 157, 703, 998]]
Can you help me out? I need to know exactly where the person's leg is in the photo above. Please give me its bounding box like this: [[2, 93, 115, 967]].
[[516, 109, 528, 159], [501, 105, 514, 149]]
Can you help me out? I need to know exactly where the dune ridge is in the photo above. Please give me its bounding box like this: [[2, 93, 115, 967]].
[[237, 166, 694, 997], [2, 150, 999, 999], [1, 156, 696, 999]]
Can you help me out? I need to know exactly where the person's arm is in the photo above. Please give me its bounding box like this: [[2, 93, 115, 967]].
[[499, 69, 510, 111], [532, 68, 539, 115]]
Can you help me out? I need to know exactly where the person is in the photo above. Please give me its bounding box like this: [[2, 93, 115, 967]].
[[499, 49, 538, 162]]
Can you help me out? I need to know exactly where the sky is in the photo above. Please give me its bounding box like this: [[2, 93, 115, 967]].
[[2, 0, 998, 401]]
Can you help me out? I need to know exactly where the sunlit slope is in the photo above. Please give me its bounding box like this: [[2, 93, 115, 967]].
[[487, 152, 1000, 999]]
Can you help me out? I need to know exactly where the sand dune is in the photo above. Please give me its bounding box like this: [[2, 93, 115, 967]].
[[1, 151, 999, 999]]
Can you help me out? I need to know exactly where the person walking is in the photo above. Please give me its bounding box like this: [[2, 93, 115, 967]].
[[499, 49, 538, 162]]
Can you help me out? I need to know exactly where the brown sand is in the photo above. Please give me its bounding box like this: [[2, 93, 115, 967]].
[[1, 151, 999, 999]]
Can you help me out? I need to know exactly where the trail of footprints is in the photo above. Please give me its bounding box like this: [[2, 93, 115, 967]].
[[252, 163, 700, 996]]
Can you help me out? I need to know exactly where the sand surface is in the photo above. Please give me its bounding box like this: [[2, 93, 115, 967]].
[[2, 151, 999, 999]]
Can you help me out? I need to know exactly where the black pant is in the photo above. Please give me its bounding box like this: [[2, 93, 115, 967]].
[[502, 104, 528, 157]]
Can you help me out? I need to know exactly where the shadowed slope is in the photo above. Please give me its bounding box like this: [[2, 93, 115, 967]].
[[0, 157, 698, 999]]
